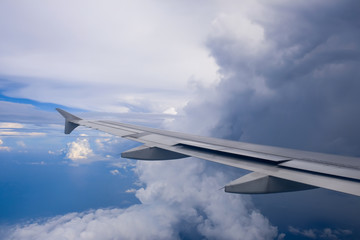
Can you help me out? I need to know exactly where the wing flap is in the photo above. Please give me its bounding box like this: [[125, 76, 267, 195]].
[[178, 141, 291, 162], [280, 159, 360, 181]]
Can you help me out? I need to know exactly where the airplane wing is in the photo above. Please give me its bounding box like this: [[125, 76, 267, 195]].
[[56, 108, 360, 196]]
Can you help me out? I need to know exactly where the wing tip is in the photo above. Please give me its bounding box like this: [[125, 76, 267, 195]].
[[56, 108, 82, 134], [56, 108, 82, 121]]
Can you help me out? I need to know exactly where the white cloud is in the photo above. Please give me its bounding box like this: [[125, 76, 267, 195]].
[[125, 188, 136, 193], [65, 137, 122, 165], [0, 131, 46, 136], [95, 138, 106, 149], [48, 148, 66, 156], [8, 207, 179, 240], [7, 158, 278, 240], [0, 122, 24, 128], [66, 138, 94, 164], [0, 138, 11, 151], [163, 107, 178, 115], [0, 119, 49, 137], [109, 169, 120, 175], [111, 160, 136, 169], [0, 0, 220, 113], [29, 161, 46, 165], [0, 146, 10, 151]]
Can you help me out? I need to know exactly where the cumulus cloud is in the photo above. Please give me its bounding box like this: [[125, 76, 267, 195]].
[[65, 137, 126, 165], [135, 159, 277, 240], [66, 138, 95, 164]]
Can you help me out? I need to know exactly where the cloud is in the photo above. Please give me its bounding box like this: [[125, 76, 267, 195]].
[[289, 226, 316, 239], [66, 138, 95, 164], [170, 0, 360, 237], [0, 118, 47, 136], [0, 101, 61, 124], [0, 138, 11, 151], [0, 131, 46, 136], [163, 107, 178, 115], [16, 141, 26, 147], [7, 159, 278, 240], [277, 233, 286, 240], [125, 188, 136, 193], [288, 226, 352, 240], [95, 138, 109, 150], [0, 122, 24, 128], [184, 0, 360, 157], [0, 0, 219, 113], [65, 137, 127, 165], [109, 169, 120, 175], [111, 160, 136, 170], [3, 0, 360, 239]]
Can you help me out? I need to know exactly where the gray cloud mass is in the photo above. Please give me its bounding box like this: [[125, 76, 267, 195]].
[[180, 0, 360, 238], [185, 0, 360, 157]]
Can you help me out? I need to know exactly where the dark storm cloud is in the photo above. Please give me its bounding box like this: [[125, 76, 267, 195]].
[[187, 0, 360, 157], [182, 0, 360, 238]]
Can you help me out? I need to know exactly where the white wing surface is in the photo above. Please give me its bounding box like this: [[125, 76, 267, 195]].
[[56, 108, 360, 196]]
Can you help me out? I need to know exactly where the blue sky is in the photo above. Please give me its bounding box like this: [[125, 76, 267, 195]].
[[1, 0, 360, 239]]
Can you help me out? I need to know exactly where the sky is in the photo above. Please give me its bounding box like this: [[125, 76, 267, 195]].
[[0, 0, 360, 239]]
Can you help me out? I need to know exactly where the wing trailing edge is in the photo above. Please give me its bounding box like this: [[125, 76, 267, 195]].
[[56, 108, 360, 196]]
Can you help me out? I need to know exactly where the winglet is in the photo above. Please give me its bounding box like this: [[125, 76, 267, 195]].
[[56, 108, 82, 134]]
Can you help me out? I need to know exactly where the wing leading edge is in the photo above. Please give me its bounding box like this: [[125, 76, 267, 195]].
[[56, 108, 360, 196]]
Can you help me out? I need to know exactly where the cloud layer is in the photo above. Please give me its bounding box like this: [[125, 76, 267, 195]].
[[0, 0, 219, 113], [7, 159, 277, 240]]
